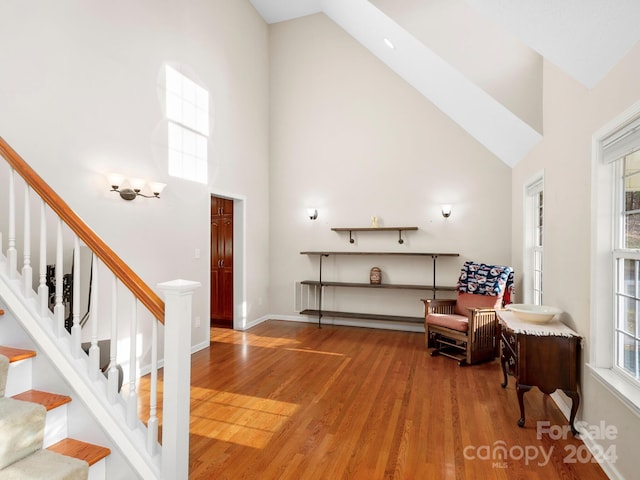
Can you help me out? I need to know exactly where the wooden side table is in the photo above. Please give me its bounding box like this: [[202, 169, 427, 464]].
[[498, 311, 581, 435]]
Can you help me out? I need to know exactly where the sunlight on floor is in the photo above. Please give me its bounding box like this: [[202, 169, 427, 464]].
[[189, 386, 299, 449], [211, 329, 301, 349]]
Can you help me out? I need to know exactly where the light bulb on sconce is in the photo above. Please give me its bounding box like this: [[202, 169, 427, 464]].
[[307, 208, 318, 220], [441, 204, 452, 218], [107, 173, 166, 201]]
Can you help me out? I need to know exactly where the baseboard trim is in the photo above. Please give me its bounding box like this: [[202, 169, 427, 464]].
[[549, 391, 622, 479], [262, 314, 424, 333]]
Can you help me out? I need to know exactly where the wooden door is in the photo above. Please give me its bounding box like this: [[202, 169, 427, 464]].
[[211, 196, 234, 327]]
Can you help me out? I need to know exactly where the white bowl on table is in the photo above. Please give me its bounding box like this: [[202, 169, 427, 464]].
[[506, 304, 562, 324]]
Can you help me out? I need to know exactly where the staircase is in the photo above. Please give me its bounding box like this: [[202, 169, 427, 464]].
[[0, 339, 110, 480], [1, 137, 200, 479]]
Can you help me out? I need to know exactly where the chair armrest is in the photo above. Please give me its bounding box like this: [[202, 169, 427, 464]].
[[422, 299, 456, 315], [467, 308, 498, 330]]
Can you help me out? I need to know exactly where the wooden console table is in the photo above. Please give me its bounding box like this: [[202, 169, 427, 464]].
[[498, 311, 581, 435]]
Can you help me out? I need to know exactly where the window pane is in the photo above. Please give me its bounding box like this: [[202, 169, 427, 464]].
[[166, 92, 182, 124], [618, 295, 638, 335], [621, 259, 639, 298], [624, 212, 640, 248], [617, 333, 639, 378], [182, 102, 197, 132]]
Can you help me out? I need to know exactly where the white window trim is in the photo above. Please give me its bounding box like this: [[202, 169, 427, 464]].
[[590, 100, 640, 417], [523, 172, 544, 305]]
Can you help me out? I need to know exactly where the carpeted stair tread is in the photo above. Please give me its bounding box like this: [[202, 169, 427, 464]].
[[0, 448, 88, 480], [0, 347, 36, 363], [11, 390, 71, 411], [0, 397, 46, 470], [47, 439, 110, 467]]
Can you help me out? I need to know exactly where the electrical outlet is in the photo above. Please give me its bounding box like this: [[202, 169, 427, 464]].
[[194, 316, 201, 328], [194, 248, 201, 259]]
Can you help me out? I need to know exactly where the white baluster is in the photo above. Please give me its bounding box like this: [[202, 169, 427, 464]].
[[8, 169, 17, 278], [54, 219, 65, 336], [88, 255, 100, 379], [147, 317, 158, 455], [22, 186, 32, 296], [127, 298, 138, 428], [108, 275, 119, 403], [71, 237, 81, 358], [37, 200, 48, 317]]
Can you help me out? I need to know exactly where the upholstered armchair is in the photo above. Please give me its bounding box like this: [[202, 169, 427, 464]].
[[422, 261, 514, 366]]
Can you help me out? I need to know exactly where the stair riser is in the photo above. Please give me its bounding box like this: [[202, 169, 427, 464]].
[[4, 359, 32, 397], [88, 459, 105, 480], [44, 404, 69, 448]]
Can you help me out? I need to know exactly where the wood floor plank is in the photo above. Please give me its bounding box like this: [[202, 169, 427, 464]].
[[137, 320, 609, 479]]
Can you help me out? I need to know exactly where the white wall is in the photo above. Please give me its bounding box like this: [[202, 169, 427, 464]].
[[512, 43, 640, 480], [0, 1, 270, 344], [268, 13, 513, 324]]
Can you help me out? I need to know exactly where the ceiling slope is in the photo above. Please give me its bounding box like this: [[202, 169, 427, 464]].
[[251, 0, 321, 24], [467, 0, 640, 89], [322, 0, 541, 167], [252, 0, 541, 166]]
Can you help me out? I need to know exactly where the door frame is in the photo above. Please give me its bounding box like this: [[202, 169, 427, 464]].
[[209, 189, 246, 330]]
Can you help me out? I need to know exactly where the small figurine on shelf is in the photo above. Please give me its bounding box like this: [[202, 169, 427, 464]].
[[371, 216, 379, 228], [370, 267, 382, 285]]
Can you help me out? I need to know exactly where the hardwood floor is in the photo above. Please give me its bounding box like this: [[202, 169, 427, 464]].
[[143, 320, 609, 479]]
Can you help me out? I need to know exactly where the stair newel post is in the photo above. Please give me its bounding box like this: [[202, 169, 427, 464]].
[[71, 237, 81, 358], [37, 200, 48, 317], [7, 168, 17, 278], [146, 316, 158, 455], [22, 186, 32, 297], [157, 279, 200, 480], [88, 255, 100, 379], [107, 275, 119, 403], [54, 219, 65, 337], [126, 297, 138, 428]]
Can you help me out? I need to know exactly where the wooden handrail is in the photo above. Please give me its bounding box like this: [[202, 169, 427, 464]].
[[0, 136, 165, 322]]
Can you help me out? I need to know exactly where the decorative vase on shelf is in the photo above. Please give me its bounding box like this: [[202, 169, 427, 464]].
[[370, 267, 381, 285], [371, 216, 378, 228]]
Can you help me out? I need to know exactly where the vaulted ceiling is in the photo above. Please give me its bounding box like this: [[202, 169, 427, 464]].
[[250, 0, 640, 167]]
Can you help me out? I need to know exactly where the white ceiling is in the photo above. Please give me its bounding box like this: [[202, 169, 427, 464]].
[[250, 0, 640, 166]]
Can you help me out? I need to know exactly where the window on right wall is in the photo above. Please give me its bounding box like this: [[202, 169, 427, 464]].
[[614, 152, 640, 382], [592, 104, 640, 414]]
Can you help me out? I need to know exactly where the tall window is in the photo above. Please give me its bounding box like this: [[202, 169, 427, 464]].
[[592, 107, 640, 410], [524, 176, 544, 305], [165, 65, 209, 183], [615, 152, 640, 382]]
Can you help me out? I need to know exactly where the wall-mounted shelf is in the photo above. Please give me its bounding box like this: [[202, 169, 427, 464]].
[[331, 226, 418, 244], [299, 251, 459, 327]]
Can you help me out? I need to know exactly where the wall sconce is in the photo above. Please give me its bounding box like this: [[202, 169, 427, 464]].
[[441, 204, 452, 218], [107, 173, 166, 201], [307, 208, 318, 220]]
